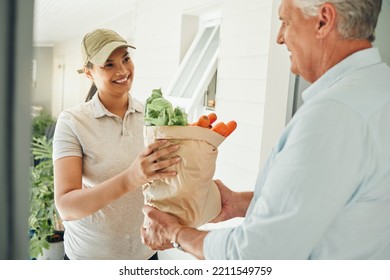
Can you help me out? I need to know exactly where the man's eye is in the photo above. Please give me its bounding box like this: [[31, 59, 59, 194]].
[[124, 57, 131, 63]]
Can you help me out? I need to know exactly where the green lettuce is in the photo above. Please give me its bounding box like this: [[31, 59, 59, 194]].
[[144, 88, 188, 126]]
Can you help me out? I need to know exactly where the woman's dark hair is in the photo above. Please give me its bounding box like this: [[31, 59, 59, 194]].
[[84, 61, 97, 102], [85, 83, 97, 102]]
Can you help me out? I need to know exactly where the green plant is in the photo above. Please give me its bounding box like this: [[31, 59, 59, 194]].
[[31, 111, 56, 140], [29, 136, 61, 259]]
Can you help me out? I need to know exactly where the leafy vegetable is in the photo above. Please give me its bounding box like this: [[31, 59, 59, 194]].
[[144, 88, 188, 126]]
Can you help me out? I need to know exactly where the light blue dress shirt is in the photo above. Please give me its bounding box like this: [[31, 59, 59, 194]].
[[204, 48, 390, 259]]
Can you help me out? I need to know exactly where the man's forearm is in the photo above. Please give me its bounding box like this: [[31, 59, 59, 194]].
[[236, 191, 254, 217], [175, 227, 209, 260], [172, 192, 253, 259]]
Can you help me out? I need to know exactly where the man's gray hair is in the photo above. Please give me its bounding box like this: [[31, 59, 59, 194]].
[[294, 0, 382, 42]]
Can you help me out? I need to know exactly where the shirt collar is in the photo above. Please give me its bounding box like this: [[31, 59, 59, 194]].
[[92, 92, 143, 118], [302, 47, 382, 103]]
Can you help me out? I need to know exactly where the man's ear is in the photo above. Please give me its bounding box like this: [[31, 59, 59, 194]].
[[316, 3, 337, 38]]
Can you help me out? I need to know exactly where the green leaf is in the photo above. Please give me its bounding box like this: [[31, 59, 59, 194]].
[[144, 89, 188, 126], [29, 135, 58, 259], [31, 111, 56, 140]]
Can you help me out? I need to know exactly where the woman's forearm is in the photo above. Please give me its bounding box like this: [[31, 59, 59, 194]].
[[55, 170, 131, 221]]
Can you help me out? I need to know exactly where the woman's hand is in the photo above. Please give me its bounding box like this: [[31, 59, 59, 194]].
[[125, 140, 181, 189]]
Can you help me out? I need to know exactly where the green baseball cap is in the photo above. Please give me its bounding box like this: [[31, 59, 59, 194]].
[[77, 29, 135, 73]]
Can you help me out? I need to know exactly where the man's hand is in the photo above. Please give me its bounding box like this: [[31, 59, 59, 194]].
[[211, 179, 254, 223], [211, 179, 237, 222], [141, 205, 182, 250]]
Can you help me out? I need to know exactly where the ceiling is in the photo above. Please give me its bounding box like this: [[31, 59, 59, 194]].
[[33, 0, 390, 46], [33, 0, 136, 46]]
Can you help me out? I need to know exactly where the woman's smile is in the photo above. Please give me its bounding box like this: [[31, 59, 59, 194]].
[[113, 76, 129, 85]]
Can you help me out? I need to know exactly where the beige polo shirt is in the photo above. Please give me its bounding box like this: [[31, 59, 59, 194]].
[[53, 92, 154, 260]]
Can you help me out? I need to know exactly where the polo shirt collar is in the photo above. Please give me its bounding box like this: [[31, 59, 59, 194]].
[[302, 47, 382, 103], [92, 92, 143, 118]]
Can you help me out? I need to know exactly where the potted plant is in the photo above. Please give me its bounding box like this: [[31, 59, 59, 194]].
[[29, 111, 63, 259], [31, 110, 56, 139], [29, 135, 64, 259]]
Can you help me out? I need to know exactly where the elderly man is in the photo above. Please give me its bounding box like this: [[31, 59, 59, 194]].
[[141, 0, 390, 259]]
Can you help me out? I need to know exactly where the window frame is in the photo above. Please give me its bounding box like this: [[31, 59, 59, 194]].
[[166, 19, 220, 120]]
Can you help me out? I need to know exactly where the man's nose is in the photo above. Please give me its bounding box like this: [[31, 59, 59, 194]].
[[276, 27, 284, 45]]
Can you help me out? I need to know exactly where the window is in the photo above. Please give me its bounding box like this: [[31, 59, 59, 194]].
[[166, 22, 220, 120]]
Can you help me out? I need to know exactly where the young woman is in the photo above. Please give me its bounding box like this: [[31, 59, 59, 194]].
[[53, 29, 180, 260]]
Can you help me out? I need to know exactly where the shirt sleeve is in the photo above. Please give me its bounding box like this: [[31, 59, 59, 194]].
[[204, 228, 232, 259], [52, 112, 83, 162], [204, 98, 369, 259]]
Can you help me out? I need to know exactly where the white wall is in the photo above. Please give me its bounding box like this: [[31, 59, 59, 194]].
[[215, 0, 273, 191], [51, 38, 86, 117], [259, 0, 291, 169], [32, 47, 53, 113]]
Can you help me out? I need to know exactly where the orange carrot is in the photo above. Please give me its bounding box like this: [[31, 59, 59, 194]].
[[226, 120, 237, 136], [207, 113, 217, 128], [190, 115, 210, 127], [211, 122, 230, 137], [196, 115, 210, 128], [212, 120, 237, 137], [208, 113, 217, 125]]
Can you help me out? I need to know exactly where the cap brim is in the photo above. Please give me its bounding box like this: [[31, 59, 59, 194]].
[[89, 41, 136, 66], [77, 42, 136, 74]]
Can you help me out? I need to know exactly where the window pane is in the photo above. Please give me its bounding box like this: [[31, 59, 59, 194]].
[[182, 26, 219, 98], [169, 26, 217, 98]]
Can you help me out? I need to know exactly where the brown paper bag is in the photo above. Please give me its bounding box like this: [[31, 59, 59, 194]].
[[142, 125, 225, 228]]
